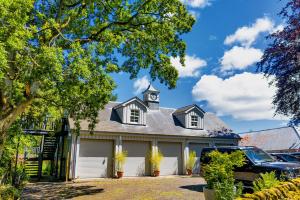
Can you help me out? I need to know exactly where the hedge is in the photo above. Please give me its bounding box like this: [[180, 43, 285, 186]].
[[236, 178, 300, 200]]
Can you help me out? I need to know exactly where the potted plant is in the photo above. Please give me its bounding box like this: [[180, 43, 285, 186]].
[[115, 150, 128, 178], [150, 150, 163, 176], [186, 151, 197, 175], [202, 150, 245, 200]]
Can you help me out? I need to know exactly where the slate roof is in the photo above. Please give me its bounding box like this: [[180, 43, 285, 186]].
[[173, 104, 205, 115], [239, 126, 300, 151], [69, 102, 239, 139]]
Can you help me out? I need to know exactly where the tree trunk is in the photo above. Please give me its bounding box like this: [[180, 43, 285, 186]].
[[0, 99, 34, 157]]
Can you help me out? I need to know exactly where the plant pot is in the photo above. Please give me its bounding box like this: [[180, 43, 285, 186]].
[[117, 171, 124, 178], [187, 169, 192, 175], [203, 187, 215, 200], [153, 170, 160, 177]]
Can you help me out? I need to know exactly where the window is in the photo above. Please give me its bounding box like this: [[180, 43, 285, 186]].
[[191, 115, 198, 127], [130, 109, 139, 123]]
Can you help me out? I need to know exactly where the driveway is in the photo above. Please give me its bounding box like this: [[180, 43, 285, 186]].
[[22, 176, 206, 200]]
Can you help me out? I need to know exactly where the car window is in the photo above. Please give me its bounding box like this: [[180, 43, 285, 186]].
[[243, 148, 275, 164], [281, 154, 299, 162]]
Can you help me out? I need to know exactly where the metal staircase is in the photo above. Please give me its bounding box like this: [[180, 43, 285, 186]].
[[42, 136, 58, 160]]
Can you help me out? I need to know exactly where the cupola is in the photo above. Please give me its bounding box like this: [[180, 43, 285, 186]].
[[142, 84, 160, 110]]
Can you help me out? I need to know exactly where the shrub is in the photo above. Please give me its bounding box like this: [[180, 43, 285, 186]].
[[253, 171, 281, 192], [0, 185, 21, 200], [186, 151, 196, 170], [203, 150, 245, 200], [150, 150, 164, 171], [237, 178, 300, 200], [115, 150, 128, 172]]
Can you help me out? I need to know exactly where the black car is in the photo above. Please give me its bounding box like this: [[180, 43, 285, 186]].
[[271, 153, 300, 163], [290, 152, 300, 159], [200, 146, 300, 187]]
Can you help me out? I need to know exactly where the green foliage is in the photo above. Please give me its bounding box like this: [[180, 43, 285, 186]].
[[42, 161, 52, 176], [0, 185, 21, 200], [0, 123, 36, 185], [238, 178, 300, 200], [253, 171, 281, 192], [186, 150, 196, 170], [115, 150, 128, 172], [150, 150, 164, 171], [203, 150, 245, 200], [0, 0, 195, 135]]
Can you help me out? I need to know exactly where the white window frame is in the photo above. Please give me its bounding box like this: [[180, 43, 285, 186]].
[[191, 115, 198, 127], [130, 109, 140, 123]]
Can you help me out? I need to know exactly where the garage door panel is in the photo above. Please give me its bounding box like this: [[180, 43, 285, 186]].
[[189, 143, 209, 174], [123, 141, 150, 176], [158, 142, 182, 175], [78, 139, 113, 178]]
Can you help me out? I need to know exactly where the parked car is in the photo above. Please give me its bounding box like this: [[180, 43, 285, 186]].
[[271, 153, 300, 163], [200, 146, 300, 187], [290, 152, 300, 159]]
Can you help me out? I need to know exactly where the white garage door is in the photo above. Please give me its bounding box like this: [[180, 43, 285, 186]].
[[158, 142, 183, 175], [123, 141, 151, 176], [77, 139, 113, 178], [189, 143, 209, 174]]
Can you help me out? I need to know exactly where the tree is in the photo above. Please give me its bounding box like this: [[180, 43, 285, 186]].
[[0, 0, 195, 153], [258, 0, 300, 124]]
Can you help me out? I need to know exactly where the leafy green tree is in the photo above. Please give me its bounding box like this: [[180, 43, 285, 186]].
[[0, 0, 195, 153]]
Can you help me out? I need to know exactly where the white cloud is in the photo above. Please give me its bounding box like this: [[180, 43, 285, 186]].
[[192, 72, 287, 120], [133, 76, 150, 95], [181, 0, 211, 8], [271, 24, 284, 33], [171, 55, 207, 78], [220, 46, 263, 71], [224, 17, 274, 47]]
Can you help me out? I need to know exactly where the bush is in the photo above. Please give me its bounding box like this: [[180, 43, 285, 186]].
[[237, 178, 300, 200], [186, 151, 196, 171], [150, 150, 163, 171], [0, 185, 21, 200], [115, 150, 128, 172], [253, 171, 281, 192], [203, 150, 245, 200]]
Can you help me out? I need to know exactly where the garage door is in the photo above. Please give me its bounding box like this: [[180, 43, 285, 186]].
[[158, 142, 183, 175], [189, 143, 209, 174], [122, 141, 150, 176], [77, 139, 113, 178]]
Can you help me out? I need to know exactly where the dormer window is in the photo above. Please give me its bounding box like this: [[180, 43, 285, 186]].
[[130, 109, 140, 123], [191, 115, 198, 127]]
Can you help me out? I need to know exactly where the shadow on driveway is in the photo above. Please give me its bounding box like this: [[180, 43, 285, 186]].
[[22, 183, 104, 199], [180, 184, 206, 192]]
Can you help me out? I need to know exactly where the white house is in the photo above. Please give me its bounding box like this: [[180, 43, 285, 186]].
[[67, 85, 240, 179]]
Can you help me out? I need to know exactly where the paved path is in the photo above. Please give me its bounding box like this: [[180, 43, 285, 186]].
[[22, 176, 206, 200]]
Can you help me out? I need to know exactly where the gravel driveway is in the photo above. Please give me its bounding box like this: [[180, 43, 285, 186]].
[[22, 176, 206, 200]]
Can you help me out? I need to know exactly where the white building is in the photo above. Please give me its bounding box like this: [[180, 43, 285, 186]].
[[68, 85, 240, 179]]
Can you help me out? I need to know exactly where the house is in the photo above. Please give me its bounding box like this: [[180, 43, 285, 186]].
[[239, 126, 300, 153], [67, 85, 240, 179]]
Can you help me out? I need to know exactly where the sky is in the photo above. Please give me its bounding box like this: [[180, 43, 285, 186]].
[[111, 0, 290, 133]]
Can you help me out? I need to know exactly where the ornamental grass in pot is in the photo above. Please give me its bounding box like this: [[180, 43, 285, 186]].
[[186, 151, 197, 175], [115, 150, 128, 178], [202, 150, 245, 200], [150, 150, 163, 177]]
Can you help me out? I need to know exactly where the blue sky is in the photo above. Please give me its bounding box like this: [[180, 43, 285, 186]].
[[111, 0, 289, 133]]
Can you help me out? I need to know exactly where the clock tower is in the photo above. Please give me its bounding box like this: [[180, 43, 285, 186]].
[[143, 84, 160, 110]]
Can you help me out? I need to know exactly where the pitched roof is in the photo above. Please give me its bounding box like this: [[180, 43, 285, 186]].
[[142, 84, 160, 93], [239, 126, 300, 151], [113, 97, 147, 110], [69, 102, 239, 139], [173, 104, 205, 115]]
